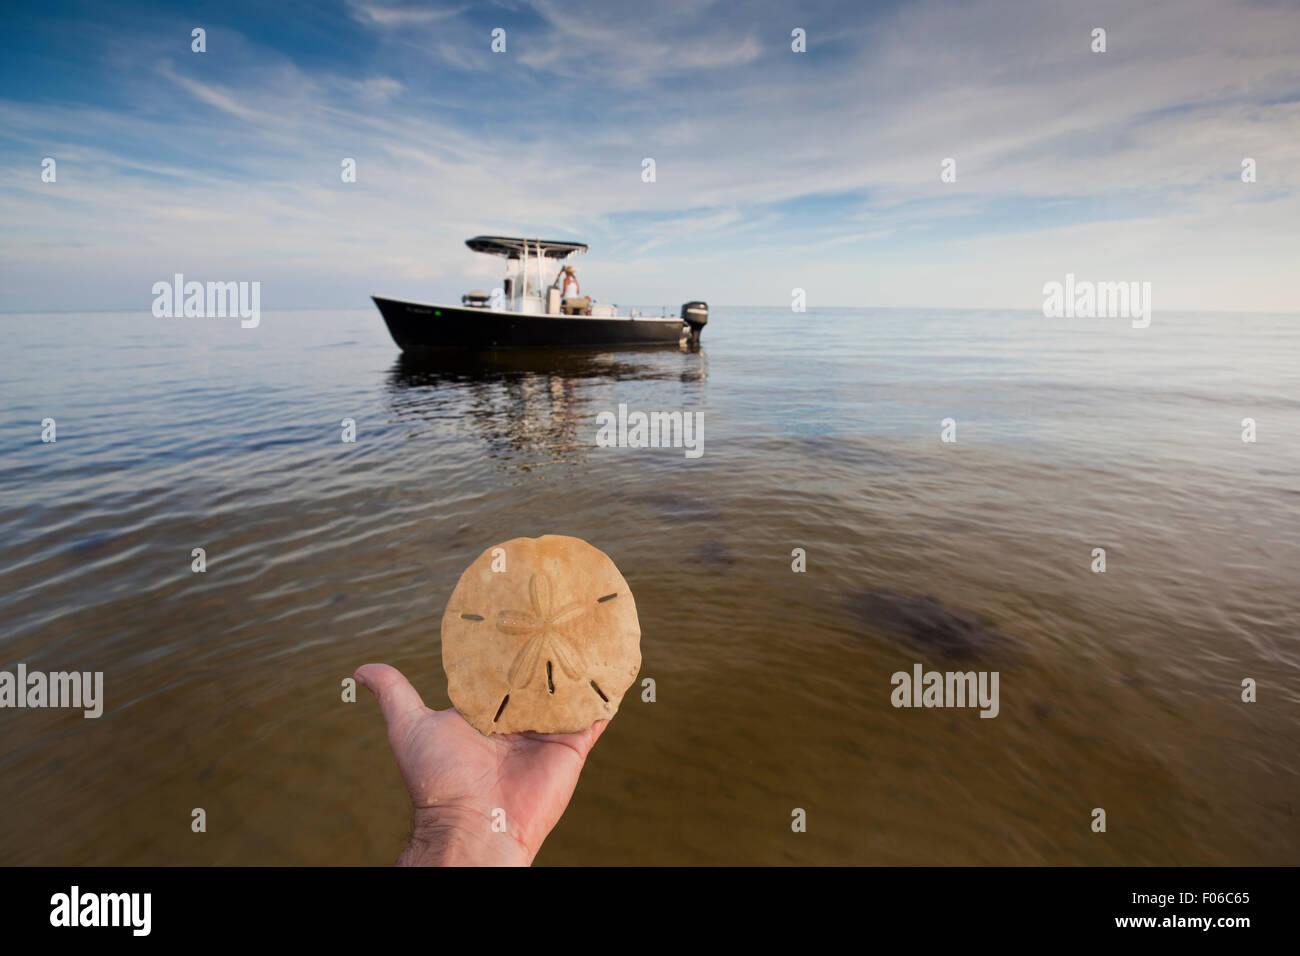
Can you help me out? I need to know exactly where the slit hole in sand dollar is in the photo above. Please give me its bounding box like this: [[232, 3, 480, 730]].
[[493, 694, 510, 722], [590, 680, 609, 703], [460, 613, 484, 621], [597, 593, 618, 603], [546, 660, 555, 694]]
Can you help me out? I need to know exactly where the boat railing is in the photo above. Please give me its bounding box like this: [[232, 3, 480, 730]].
[[623, 305, 678, 319]]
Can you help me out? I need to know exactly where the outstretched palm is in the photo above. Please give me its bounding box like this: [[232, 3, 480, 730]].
[[355, 662, 607, 866]]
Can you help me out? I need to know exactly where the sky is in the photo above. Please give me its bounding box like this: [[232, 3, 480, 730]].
[[1, 0, 1298, 312]]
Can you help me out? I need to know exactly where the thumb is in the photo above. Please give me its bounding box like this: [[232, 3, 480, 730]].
[[355, 663, 427, 741], [523, 717, 610, 760]]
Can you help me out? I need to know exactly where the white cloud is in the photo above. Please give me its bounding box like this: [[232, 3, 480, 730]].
[[347, 3, 466, 27]]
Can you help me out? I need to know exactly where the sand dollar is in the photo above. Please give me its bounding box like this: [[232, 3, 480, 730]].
[[441, 535, 642, 735]]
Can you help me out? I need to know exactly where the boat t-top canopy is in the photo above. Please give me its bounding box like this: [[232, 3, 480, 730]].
[[466, 236, 588, 260]]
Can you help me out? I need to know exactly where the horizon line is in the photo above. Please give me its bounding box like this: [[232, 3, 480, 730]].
[[2, 305, 1298, 317]]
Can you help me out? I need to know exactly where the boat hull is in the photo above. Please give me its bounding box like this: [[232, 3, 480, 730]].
[[372, 296, 689, 351]]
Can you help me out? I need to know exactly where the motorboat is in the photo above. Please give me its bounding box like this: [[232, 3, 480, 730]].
[[372, 236, 708, 352]]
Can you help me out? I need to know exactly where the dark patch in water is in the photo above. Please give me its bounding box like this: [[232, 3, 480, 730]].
[[847, 588, 1011, 661], [66, 533, 114, 554], [784, 436, 945, 473], [638, 492, 723, 522], [444, 524, 478, 552], [689, 539, 737, 571]]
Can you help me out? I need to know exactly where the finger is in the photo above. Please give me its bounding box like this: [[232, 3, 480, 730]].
[[354, 663, 427, 740]]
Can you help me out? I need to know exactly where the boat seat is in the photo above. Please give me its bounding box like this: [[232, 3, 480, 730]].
[[561, 296, 591, 315]]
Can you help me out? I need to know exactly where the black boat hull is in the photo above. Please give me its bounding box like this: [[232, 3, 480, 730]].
[[372, 296, 689, 351]]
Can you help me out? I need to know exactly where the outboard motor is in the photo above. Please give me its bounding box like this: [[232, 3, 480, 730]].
[[681, 301, 708, 347]]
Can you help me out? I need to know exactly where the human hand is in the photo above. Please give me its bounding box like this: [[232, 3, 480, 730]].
[[354, 662, 608, 866]]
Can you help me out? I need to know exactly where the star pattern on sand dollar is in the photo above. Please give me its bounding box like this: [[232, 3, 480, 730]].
[[496, 573, 587, 688]]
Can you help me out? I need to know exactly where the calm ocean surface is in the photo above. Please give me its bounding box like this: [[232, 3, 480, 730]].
[[1, 306, 1297, 865]]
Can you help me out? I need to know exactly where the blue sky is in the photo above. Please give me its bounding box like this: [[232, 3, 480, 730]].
[[1, 0, 1298, 311]]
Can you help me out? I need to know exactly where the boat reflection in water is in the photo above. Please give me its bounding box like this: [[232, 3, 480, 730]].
[[385, 346, 708, 471]]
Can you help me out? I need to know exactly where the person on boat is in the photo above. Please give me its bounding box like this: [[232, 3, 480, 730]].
[[555, 265, 580, 299]]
